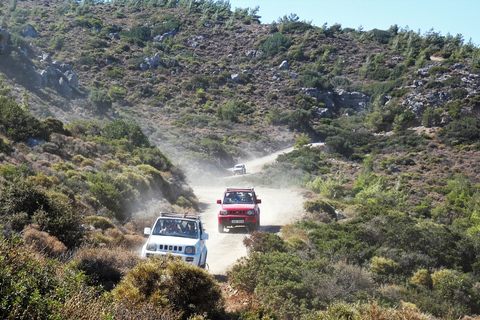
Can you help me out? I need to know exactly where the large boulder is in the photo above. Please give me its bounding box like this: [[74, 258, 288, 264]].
[[22, 25, 39, 38]]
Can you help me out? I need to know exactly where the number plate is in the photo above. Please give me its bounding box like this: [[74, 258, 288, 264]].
[[231, 219, 244, 224]]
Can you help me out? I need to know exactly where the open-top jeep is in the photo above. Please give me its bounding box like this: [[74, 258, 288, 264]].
[[141, 212, 209, 268], [217, 187, 261, 233]]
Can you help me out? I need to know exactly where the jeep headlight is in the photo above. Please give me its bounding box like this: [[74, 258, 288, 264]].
[[247, 209, 254, 215], [220, 210, 228, 215], [146, 243, 157, 251], [185, 246, 196, 254]]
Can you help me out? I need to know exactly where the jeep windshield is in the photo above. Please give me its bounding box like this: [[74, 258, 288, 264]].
[[223, 191, 254, 204], [151, 218, 199, 239]]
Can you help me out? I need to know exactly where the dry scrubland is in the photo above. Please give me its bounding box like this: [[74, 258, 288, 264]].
[[1, 0, 480, 319]]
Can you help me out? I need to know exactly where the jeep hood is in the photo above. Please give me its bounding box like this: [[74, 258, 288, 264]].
[[221, 203, 256, 209], [147, 235, 199, 246]]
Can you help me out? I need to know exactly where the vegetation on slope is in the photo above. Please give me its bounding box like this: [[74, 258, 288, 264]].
[[1, 0, 480, 319]]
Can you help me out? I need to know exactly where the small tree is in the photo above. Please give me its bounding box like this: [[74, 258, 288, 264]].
[[88, 88, 112, 112], [294, 133, 311, 149]]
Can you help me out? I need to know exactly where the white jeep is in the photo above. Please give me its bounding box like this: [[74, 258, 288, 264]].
[[233, 163, 246, 175], [141, 213, 209, 268]]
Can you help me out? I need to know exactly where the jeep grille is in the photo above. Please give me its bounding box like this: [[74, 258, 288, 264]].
[[228, 210, 247, 215], [156, 244, 183, 252]]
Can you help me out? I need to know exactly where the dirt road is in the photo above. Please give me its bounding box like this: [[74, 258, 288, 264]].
[[192, 146, 308, 275]]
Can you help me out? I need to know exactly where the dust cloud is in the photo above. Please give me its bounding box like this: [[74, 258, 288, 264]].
[[190, 146, 308, 275]]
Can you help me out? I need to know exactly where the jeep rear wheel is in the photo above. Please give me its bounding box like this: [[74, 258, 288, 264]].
[[218, 223, 224, 233]]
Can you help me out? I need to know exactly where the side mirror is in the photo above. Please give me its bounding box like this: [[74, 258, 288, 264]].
[[144, 227, 151, 235], [202, 233, 209, 240], [256, 199, 262, 204], [217, 200, 221, 204]]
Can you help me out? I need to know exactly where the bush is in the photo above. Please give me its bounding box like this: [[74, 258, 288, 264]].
[[262, 32, 292, 56], [102, 119, 151, 148], [83, 216, 115, 230], [303, 199, 336, 220], [74, 246, 140, 291], [371, 256, 398, 274], [23, 224, 67, 258], [88, 88, 112, 111], [105, 68, 124, 79], [243, 231, 287, 254], [0, 137, 12, 154], [410, 269, 432, 288], [0, 179, 83, 248], [0, 96, 48, 142], [108, 86, 126, 101], [439, 117, 480, 146], [113, 257, 223, 318]]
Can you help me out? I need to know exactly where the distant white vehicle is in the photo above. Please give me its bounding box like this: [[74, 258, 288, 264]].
[[141, 213, 209, 268], [233, 163, 246, 175]]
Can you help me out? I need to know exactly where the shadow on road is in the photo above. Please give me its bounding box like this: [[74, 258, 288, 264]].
[[259, 225, 283, 233]]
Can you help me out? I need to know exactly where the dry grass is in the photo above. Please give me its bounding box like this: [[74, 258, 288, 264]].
[[22, 224, 67, 259], [72, 245, 141, 290]]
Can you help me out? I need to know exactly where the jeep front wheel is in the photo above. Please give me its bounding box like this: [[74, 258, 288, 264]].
[[218, 223, 224, 233]]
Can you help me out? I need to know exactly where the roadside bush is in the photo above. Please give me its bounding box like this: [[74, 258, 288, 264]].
[[0, 179, 83, 248], [0, 234, 114, 318], [83, 216, 115, 230], [243, 231, 287, 254], [277, 145, 329, 174], [303, 199, 336, 220], [228, 251, 314, 318], [113, 257, 223, 319], [74, 246, 140, 291], [22, 224, 67, 258]]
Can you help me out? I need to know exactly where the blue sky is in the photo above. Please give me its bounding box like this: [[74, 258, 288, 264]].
[[228, 0, 480, 46]]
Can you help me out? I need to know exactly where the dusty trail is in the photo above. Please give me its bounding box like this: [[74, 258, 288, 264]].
[[193, 145, 313, 275]]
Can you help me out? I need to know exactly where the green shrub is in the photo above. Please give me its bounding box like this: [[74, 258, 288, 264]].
[[243, 231, 287, 254], [428, 65, 450, 75], [277, 146, 329, 174], [88, 88, 112, 111], [439, 117, 480, 146], [0, 137, 12, 154], [0, 179, 83, 248], [303, 199, 336, 220], [121, 25, 151, 42], [371, 256, 398, 274], [262, 32, 292, 56], [102, 119, 151, 148], [108, 86, 126, 101], [410, 269, 433, 288], [0, 96, 48, 142], [83, 216, 115, 230], [113, 257, 223, 318], [105, 68, 124, 79]]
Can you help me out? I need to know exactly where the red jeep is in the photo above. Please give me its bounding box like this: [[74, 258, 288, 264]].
[[217, 187, 261, 233]]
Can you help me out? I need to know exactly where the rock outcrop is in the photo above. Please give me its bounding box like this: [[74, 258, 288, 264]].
[[301, 88, 369, 116]]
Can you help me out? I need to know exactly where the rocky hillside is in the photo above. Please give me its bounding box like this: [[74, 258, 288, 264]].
[[1, 0, 478, 181]]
